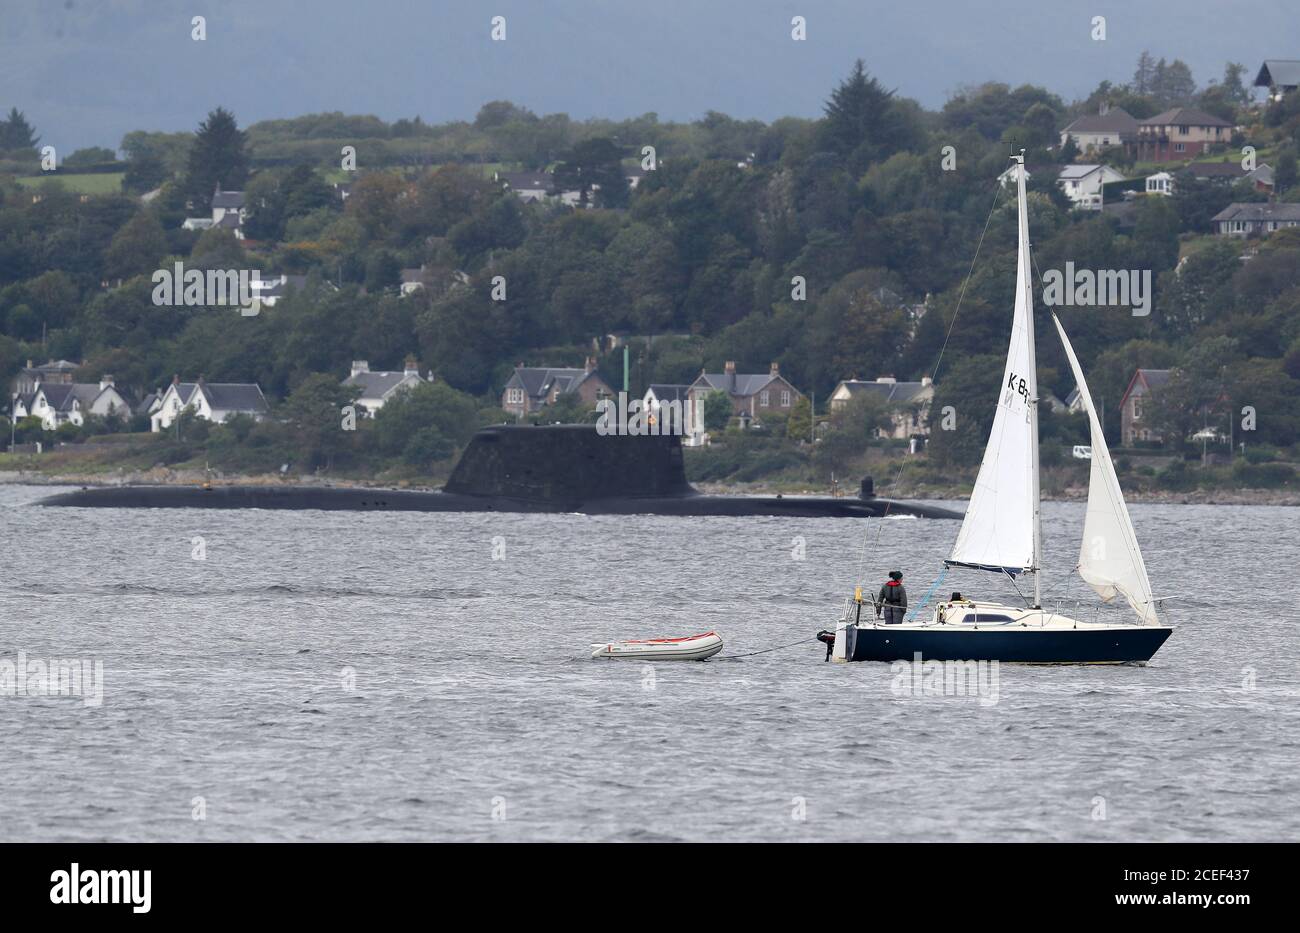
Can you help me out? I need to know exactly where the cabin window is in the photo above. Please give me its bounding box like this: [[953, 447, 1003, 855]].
[[780, 390, 791, 407], [759, 390, 770, 407]]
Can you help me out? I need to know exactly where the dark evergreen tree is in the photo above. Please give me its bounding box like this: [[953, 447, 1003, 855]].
[[183, 108, 249, 211], [0, 107, 39, 152]]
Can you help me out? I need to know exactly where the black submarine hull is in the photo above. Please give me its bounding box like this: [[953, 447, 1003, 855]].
[[34, 482, 961, 518], [35, 424, 962, 519]]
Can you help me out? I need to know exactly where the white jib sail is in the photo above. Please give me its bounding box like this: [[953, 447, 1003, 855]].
[[1052, 314, 1159, 625], [948, 165, 1038, 575]]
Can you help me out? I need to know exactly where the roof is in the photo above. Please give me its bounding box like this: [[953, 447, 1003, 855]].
[[36, 383, 75, 410], [342, 370, 419, 401], [211, 187, 245, 209], [214, 213, 242, 229], [834, 380, 932, 405], [1186, 162, 1248, 178], [506, 367, 603, 398], [499, 171, 553, 191], [1140, 108, 1233, 128], [1121, 369, 1172, 406], [1255, 60, 1300, 88], [1212, 203, 1300, 223], [693, 372, 783, 397], [169, 381, 268, 413], [1062, 108, 1139, 135], [1057, 164, 1109, 181], [27, 359, 79, 374], [647, 384, 690, 403]]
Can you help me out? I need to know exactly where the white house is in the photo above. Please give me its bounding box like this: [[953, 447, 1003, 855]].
[[151, 378, 269, 432], [643, 384, 705, 446], [182, 183, 246, 235], [1056, 164, 1127, 210], [1145, 171, 1174, 196], [341, 358, 426, 416], [1059, 106, 1139, 153], [17, 377, 133, 430], [829, 376, 935, 441]]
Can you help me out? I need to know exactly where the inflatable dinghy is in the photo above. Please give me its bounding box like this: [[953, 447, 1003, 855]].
[[590, 631, 723, 661]]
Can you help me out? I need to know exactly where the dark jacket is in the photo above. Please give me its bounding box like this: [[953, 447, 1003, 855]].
[[876, 580, 907, 614]]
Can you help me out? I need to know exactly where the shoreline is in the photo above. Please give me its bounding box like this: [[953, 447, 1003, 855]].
[[5, 470, 1297, 506]]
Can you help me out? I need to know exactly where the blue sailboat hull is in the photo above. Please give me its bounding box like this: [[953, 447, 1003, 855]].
[[845, 624, 1173, 664]]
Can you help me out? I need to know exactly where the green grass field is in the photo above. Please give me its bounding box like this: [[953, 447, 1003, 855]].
[[14, 172, 125, 195]]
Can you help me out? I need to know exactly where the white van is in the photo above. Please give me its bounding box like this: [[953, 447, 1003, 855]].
[[1072, 445, 1093, 460]]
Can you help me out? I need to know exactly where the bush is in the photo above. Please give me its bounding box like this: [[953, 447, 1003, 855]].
[[1232, 461, 1296, 488], [1156, 459, 1196, 491], [1243, 444, 1280, 464]]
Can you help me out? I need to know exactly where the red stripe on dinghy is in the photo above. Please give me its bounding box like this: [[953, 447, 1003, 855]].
[[618, 631, 717, 645]]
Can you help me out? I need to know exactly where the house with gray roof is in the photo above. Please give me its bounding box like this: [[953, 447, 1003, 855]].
[[13, 370, 132, 431], [1133, 108, 1234, 162], [1212, 202, 1300, 237], [1060, 105, 1140, 153], [150, 377, 268, 432], [342, 357, 427, 416], [829, 376, 935, 440], [687, 362, 803, 427], [1254, 60, 1300, 102], [502, 359, 614, 418]]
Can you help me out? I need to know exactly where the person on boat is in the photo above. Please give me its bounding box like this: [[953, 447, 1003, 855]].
[[876, 571, 907, 624]]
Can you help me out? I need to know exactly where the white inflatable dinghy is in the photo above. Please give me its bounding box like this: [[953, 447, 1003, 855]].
[[590, 630, 723, 661]]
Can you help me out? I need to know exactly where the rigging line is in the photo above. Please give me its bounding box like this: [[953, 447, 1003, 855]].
[[714, 635, 821, 660], [852, 177, 1005, 592]]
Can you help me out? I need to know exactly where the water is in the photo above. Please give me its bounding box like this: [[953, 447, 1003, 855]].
[[2, 484, 1297, 842]]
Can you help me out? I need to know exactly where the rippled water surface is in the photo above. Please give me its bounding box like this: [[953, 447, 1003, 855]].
[[2, 484, 1297, 841]]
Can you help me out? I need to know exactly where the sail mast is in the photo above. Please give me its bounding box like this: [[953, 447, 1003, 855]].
[[1015, 153, 1044, 608]]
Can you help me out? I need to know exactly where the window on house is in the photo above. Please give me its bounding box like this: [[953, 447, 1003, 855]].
[[781, 390, 791, 407], [1175, 143, 1185, 152], [759, 390, 770, 407], [1132, 399, 1142, 420], [1178, 126, 1188, 134]]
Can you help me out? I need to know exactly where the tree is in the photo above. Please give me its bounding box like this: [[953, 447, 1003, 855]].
[[373, 381, 479, 465], [552, 137, 628, 208], [1274, 144, 1298, 194], [820, 60, 917, 170], [0, 107, 39, 153], [1132, 52, 1157, 96], [104, 210, 168, 280], [702, 390, 732, 432], [279, 374, 360, 470], [183, 108, 249, 211]]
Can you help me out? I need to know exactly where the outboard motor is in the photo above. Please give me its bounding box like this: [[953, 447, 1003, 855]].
[[859, 476, 875, 500], [816, 630, 836, 662]]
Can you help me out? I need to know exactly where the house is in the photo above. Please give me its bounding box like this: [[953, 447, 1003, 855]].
[[501, 359, 614, 418], [687, 362, 803, 427], [1060, 105, 1139, 153], [183, 183, 246, 235], [1145, 171, 1174, 196], [497, 171, 554, 204], [1064, 387, 1087, 414], [1211, 202, 1300, 237], [150, 377, 269, 432], [1184, 161, 1275, 193], [1119, 369, 1171, 445], [1056, 164, 1127, 210], [21, 377, 132, 430], [342, 358, 426, 416], [398, 265, 470, 297], [829, 376, 934, 440], [249, 272, 314, 307], [643, 384, 704, 446], [1254, 60, 1300, 102], [12, 359, 78, 397], [1132, 108, 1234, 162], [624, 164, 648, 190]]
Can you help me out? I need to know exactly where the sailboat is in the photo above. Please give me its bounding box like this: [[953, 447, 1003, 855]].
[[828, 154, 1172, 664]]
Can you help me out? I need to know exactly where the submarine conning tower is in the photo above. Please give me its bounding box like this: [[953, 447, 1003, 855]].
[[443, 424, 695, 502]]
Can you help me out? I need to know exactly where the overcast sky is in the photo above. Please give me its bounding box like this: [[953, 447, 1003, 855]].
[[1, 0, 1290, 152]]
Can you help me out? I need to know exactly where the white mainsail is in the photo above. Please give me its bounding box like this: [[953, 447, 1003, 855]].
[[948, 157, 1040, 576], [1052, 314, 1159, 625]]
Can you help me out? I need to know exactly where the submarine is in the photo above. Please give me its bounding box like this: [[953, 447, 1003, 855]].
[[35, 424, 962, 519]]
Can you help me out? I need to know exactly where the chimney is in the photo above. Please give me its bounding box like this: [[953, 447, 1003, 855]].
[[921, 376, 933, 387], [197, 374, 205, 387], [26, 359, 34, 370], [769, 361, 780, 377], [404, 355, 419, 377], [172, 374, 180, 385], [724, 361, 736, 375], [584, 356, 597, 374], [1100, 101, 1110, 116], [350, 360, 369, 377], [100, 374, 114, 390], [516, 362, 524, 370], [876, 376, 897, 384]]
